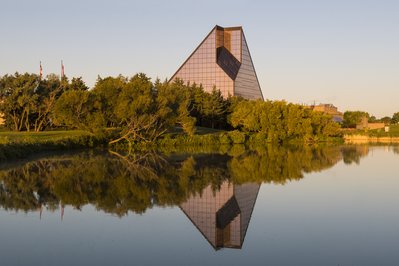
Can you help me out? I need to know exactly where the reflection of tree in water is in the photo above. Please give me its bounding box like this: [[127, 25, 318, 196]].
[[0, 151, 226, 216], [0, 145, 370, 216], [341, 146, 369, 165], [393, 146, 399, 155], [230, 145, 343, 184]]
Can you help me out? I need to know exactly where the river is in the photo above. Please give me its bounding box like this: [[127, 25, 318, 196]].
[[0, 145, 398, 265]]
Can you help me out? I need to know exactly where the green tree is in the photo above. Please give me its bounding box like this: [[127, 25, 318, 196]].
[[68, 77, 89, 91], [0, 73, 66, 131], [380, 116, 392, 125], [109, 73, 185, 146], [32, 74, 65, 131], [392, 112, 399, 124], [157, 79, 196, 136], [343, 111, 369, 128], [53, 90, 104, 130], [229, 99, 339, 142], [92, 75, 127, 127], [201, 88, 227, 129], [0, 73, 38, 131], [368, 115, 377, 123]]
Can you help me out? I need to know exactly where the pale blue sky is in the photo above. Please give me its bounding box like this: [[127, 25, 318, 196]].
[[1, 0, 398, 117]]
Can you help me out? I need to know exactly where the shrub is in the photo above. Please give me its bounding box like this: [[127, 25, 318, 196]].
[[219, 133, 232, 144], [227, 130, 246, 144]]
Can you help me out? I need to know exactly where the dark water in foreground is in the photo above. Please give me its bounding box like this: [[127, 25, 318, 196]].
[[0, 145, 398, 266]]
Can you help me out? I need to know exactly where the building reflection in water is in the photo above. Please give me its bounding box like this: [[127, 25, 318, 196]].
[[180, 181, 260, 250]]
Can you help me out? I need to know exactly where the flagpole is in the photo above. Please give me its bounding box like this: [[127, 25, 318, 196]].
[[39, 61, 43, 80], [61, 60, 63, 80]]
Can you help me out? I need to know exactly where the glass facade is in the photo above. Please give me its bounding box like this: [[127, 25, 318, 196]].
[[170, 26, 263, 100], [180, 181, 260, 250], [234, 32, 263, 99]]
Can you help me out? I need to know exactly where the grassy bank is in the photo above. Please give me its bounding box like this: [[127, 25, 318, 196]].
[[0, 130, 94, 143], [0, 130, 108, 160], [344, 124, 399, 137], [1, 127, 343, 160], [367, 124, 399, 138], [344, 124, 399, 143]]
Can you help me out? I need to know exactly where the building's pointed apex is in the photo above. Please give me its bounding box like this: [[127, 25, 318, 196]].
[[170, 26, 263, 100]]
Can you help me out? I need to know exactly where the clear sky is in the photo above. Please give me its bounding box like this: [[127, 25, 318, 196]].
[[1, 0, 398, 117]]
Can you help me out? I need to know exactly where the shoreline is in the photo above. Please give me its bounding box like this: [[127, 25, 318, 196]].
[[4, 130, 398, 161], [0, 132, 107, 161], [0, 130, 340, 161], [344, 134, 399, 144]]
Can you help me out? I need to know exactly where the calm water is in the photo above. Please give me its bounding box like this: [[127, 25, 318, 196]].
[[0, 145, 398, 266]]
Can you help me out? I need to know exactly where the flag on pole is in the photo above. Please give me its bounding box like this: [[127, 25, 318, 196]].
[[40, 61, 43, 79], [61, 60, 65, 79]]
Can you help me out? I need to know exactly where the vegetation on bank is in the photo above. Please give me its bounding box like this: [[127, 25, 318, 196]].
[[343, 124, 399, 140], [0, 130, 108, 160], [0, 72, 341, 150], [0, 130, 96, 144], [342, 110, 399, 128], [0, 127, 343, 160], [367, 124, 399, 137]]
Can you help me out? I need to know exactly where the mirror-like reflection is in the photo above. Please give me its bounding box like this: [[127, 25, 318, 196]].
[[0, 144, 383, 252], [1, 144, 399, 266], [181, 181, 260, 250], [0, 145, 368, 216]]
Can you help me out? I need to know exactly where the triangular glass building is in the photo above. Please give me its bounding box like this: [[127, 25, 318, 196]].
[[180, 181, 260, 250], [170, 25, 264, 100]]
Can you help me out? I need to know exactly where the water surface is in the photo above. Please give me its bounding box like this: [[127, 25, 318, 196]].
[[0, 145, 398, 265]]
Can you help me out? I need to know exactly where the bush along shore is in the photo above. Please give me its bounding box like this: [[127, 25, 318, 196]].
[[0, 128, 344, 161], [1, 72, 343, 160], [0, 131, 109, 160]]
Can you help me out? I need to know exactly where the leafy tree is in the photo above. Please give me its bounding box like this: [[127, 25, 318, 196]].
[[380, 116, 392, 125], [0, 73, 68, 131], [68, 77, 89, 91], [188, 84, 229, 129], [368, 115, 377, 123], [228, 99, 257, 132], [92, 75, 127, 127], [229, 99, 340, 142], [0, 73, 39, 131], [157, 79, 196, 136], [53, 90, 104, 130], [392, 112, 399, 124], [342, 111, 369, 128], [109, 74, 189, 145], [202, 88, 227, 129], [113, 73, 154, 124], [32, 74, 66, 131]]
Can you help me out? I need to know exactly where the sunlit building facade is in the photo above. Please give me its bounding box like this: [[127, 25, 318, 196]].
[[170, 25, 263, 100], [180, 181, 260, 250]]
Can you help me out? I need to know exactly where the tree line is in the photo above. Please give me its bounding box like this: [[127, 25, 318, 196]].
[[342, 111, 399, 128], [0, 72, 341, 143]]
